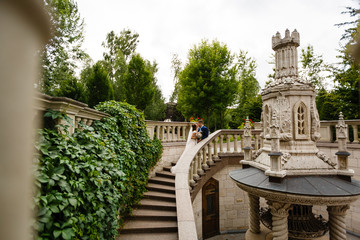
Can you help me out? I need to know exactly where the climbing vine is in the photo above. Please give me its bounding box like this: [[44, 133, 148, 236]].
[[34, 101, 162, 240]]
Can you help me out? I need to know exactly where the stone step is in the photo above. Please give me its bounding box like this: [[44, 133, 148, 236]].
[[148, 176, 175, 186], [163, 166, 172, 172], [129, 208, 177, 221], [117, 232, 178, 240], [156, 171, 175, 179], [137, 199, 176, 211], [143, 191, 176, 202], [147, 183, 175, 194], [120, 219, 178, 234]]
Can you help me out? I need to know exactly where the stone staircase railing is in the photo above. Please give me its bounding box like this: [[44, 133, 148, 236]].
[[173, 129, 262, 240], [145, 121, 193, 142], [34, 93, 109, 134]]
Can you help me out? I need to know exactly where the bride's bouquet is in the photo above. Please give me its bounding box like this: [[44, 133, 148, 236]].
[[196, 131, 202, 140]]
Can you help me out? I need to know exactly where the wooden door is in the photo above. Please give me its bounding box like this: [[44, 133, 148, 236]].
[[202, 178, 219, 239]]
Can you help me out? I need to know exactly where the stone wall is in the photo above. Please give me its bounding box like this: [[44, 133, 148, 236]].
[[149, 141, 186, 177], [192, 165, 249, 239], [315, 142, 360, 234]]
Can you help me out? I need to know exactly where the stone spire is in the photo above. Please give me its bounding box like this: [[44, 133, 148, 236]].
[[272, 29, 300, 79]]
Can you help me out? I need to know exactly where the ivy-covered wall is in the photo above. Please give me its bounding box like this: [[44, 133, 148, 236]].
[[34, 101, 162, 240]]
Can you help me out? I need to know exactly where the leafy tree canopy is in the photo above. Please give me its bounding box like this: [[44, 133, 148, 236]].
[[177, 39, 238, 127]]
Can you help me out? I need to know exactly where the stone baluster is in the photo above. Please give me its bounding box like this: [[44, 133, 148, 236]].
[[193, 158, 199, 180], [226, 134, 231, 152], [166, 126, 170, 141], [327, 205, 349, 240], [177, 126, 181, 141], [202, 147, 209, 170], [240, 133, 244, 151], [196, 152, 204, 175], [161, 126, 165, 141], [219, 135, 224, 153], [156, 125, 160, 139], [268, 201, 292, 240], [207, 143, 214, 165], [213, 138, 218, 160], [351, 124, 359, 143], [81, 118, 88, 125], [87, 119, 93, 126], [75, 117, 81, 129], [171, 126, 175, 141], [234, 134, 239, 153], [248, 194, 260, 233], [189, 162, 196, 187]]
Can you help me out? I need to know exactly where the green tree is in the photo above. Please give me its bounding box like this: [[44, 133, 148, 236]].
[[300, 45, 329, 90], [40, 0, 88, 95], [123, 54, 155, 110], [86, 62, 114, 107], [169, 53, 183, 102], [53, 77, 88, 103], [102, 29, 139, 101], [144, 85, 167, 120], [177, 40, 238, 127]]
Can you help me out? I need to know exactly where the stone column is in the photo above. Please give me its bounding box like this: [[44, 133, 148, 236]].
[[202, 147, 209, 170], [248, 194, 260, 233], [166, 125, 170, 141], [213, 138, 218, 159], [327, 205, 349, 240], [207, 143, 214, 165], [171, 126, 175, 141], [268, 201, 292, 240], [352, 125, 359, 143], [219, 135, 224, 153], [226, 134, 231, 152], [177, 126, 181, 141], [156, 125, 160, 139], [196, 152, 204, 175]]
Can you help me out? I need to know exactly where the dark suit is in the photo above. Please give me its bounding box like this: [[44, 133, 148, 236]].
[[198, 125, 209, 140]]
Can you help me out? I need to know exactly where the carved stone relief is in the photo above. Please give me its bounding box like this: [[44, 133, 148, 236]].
[[310, 99, 321, 142], [273, 94, 292, 141], [316, 151, 336, 168]]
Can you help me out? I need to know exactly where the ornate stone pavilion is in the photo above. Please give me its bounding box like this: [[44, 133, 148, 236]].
[[230, 29, 360, 240]]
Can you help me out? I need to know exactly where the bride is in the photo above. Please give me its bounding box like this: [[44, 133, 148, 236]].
[[171, 124, 199, 173]]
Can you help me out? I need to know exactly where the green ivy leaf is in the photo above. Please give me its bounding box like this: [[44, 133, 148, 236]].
[[61, 228, 74, 240], [68, 198, 77, 207], [53, 229, 62, 238]]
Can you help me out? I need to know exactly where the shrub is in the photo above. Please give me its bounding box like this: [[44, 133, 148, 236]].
[[34, 101, 162, 239]]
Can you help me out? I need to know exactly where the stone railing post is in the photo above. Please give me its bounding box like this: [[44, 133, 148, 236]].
[[327, 205, 349, 240], [202, 147, 209, 170], [166, 125, 170, 141], [226, 134, 231, 152], [171, 126, 175, 141], [234, 134, 239, 153], [156, 125, 160, 139], [207, 143, 214, 165], [219, 135, 224, 153], [254, 134, 259, 151], [213, 138, 218, 159], [351, 124, 359, 143], [193, 157, 199, 180], [196, 152, 204, 175], [189, 162, 195, 187], [177, 126, 181, 141], [248, 194, 260, 233], [240, 133, 244, 151], [268, 201, 292, 240]]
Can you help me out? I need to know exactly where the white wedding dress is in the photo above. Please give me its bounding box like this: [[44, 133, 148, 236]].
[[171, 129, 197, 173]]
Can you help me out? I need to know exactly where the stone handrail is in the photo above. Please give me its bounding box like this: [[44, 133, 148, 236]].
[[34, 93, 109, 134], [145, 120, 193, 142], [320, 119, 360, 143], [174, 128, 262, 240]]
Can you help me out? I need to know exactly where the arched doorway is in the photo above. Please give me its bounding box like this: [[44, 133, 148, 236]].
[[202, 177, 219, 239]]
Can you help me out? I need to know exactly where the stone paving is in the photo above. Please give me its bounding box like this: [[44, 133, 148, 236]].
[[206, 232, 360, 240]]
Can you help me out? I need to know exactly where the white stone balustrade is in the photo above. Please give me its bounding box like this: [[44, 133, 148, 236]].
[[320, 119, 360, 143], [145, 121, 192, 142], [174, 128, 262, 240], [34, 93, 109, 135]]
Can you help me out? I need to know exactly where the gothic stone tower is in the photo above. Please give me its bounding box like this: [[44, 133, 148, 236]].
[[230, 29, 360, 240]]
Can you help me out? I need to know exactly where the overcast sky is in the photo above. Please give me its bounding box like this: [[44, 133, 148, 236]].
[[76, 0, 359, 101]]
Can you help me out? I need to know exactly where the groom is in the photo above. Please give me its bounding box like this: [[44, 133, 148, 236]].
[[197, 120, 209, 142]]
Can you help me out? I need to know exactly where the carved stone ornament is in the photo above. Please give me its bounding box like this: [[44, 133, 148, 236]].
[[316, 151, 336, 168], [336, 112, 347, 139], [253, 149, 263, 159], [311, 99, 321, 141], [281, 152, 291, 166], [273, 94, 292, 141]]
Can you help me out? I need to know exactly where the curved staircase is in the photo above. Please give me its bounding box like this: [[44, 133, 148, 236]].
[[117, 165, 178, 240]]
